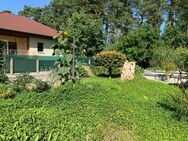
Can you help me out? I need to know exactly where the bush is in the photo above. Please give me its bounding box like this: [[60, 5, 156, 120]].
[[32, 79, 51, 93], [78, 65, 94, 77], [0, 84, 16, 99], [78, 65, 89, 77], [135, 66, 144, 75], [91, 66, 108, 76], [95, 51, 126, 78], [12, 73, 50, 93], [174, 47, 188, 72], [91, 66, 122, 77]]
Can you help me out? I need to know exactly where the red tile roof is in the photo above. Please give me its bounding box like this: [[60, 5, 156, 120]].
[[0, 12, 58, 37]]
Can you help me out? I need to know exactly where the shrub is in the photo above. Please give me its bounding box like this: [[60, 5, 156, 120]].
[[174, 47, 188, 72], [161, 61, 176, 77], [95, 51, 126, 78], [91, 66, 122, 77], [91, 66, 108, 76], [0, 84, 16, 99], [12, 73, 34, 92], [135, 66, 144, 76], [78, 65, 94, 77], [32, 79, 51, 93], [12, 73, 50, 93]]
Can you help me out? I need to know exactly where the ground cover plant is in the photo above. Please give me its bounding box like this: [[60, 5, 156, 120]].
[[0, 77, 187, 140]]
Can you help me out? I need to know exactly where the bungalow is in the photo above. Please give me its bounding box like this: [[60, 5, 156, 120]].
[[0, 12, 58, 56]]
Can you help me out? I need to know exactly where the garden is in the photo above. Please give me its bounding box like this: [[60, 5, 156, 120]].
[[0, 76, 188, 140], [0, 46, 188, 140], [1, 0, 188, 140]]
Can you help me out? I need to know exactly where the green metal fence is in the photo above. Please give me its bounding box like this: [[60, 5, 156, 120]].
[[5, 55, 94, 74]]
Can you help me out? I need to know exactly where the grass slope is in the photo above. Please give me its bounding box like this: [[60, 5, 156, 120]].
[[0, 77, 187, 140]]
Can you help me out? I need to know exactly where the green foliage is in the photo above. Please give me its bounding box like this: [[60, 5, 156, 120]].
[[135, 66, 144, 76], [91, 66, 122, 77], [117, 24, 160, 68], [152, 43, 177, 76], [95, 51, 126, 77], [19, 6, 43, 22], [32, 79, 51, 93], [91, 66, 108, 76], [0, 41, 7, 83], [0, 84, 16, 99], [12, 73, 50, 93], [177, 0, 188, 32], [174, 47, 188, 71], [0, 77, 187, 140], [133, 0, 165, 28], [62, 11, 106, 57], [53, 32, 81, 84], [162, 25, 188, 48], [152, 43, 188, 73], [161, 61, 176, 77], [160, 89, 188, 121], [78, 65, 90, 77]]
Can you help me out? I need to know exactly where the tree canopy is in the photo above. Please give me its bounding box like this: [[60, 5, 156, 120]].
[[18, 0, 188, 68]]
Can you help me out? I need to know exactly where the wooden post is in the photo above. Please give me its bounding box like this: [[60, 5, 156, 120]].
[[36, 59, 39, 73], [10, 56, 13, 76]]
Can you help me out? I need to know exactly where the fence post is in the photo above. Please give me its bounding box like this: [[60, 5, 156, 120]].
[[36, 59, 39, 73], [10, 56, 13, 76]]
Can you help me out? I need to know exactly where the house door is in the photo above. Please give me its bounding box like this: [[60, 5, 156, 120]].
[[8, 42, 17, 55]]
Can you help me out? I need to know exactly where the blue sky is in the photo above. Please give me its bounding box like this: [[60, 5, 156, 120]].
[[0, 0, 51, 14]]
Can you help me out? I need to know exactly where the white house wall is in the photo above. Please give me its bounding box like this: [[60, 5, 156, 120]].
[[29, 37, 54, 56]]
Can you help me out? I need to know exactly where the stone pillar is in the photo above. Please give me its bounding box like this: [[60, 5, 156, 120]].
[[121, 61, 136, 81]]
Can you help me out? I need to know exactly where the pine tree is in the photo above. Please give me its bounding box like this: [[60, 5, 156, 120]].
[[133, 0, 165, 28]]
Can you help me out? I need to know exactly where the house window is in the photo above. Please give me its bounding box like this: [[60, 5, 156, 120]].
[[37, 42, 44, 52], [8, 42, 17, 55]]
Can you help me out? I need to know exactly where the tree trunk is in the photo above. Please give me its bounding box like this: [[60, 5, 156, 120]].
[[108, 67, 112, 78], [168, 0, 175, 26]]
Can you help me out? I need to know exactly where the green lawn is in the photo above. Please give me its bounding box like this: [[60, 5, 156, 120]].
[[0, 77, 187, 140]]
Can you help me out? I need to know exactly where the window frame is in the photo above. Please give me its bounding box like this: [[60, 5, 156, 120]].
[[37, 42, 44, 53]]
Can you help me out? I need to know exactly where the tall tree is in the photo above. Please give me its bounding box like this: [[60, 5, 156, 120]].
[[163, 0, 180, 26], [177, 0, 188, 33], [62, 12, 106, 57], [117, 24, 160, 68], [19, 0, 76, 30], [19, 6, 43, 22], [133, 0, 165, 28]]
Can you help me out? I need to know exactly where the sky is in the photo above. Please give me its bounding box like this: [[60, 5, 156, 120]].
[[0, 0, 51, 14]]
